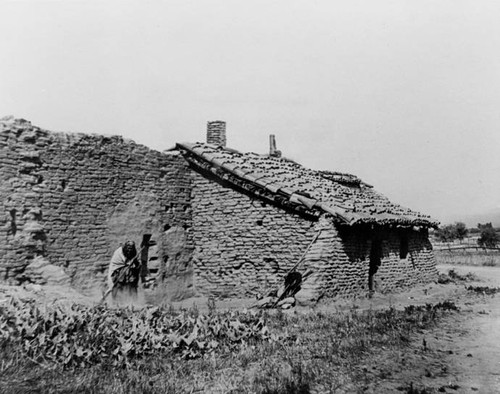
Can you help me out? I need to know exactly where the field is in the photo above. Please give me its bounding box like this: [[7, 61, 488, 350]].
[[434, 247, 500, 267], [1, 295, 462, 394], [2, 260, 500, 393]]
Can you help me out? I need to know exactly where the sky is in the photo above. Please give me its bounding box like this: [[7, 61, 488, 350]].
[[1, 0, 500, 225]]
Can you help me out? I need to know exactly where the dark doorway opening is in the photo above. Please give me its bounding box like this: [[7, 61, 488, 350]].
[[400, 233, 409, 259], [369, 238, 382, 292]]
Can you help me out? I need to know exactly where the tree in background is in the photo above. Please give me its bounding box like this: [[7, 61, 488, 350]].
[[454, 222, 468, 241], [434, 222, 468, 243], [435, 224, 456, 242], [477, 223, 500, 248]]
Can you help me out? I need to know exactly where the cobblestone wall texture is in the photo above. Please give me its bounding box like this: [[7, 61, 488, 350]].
[[191, 171, 437, 299], [373, 230, 437, 292], [332, 226, 437, 297], [190, 171, 317, 297], [0, 118, 194, 295]]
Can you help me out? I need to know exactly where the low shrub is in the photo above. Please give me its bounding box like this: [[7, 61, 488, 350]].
[[438, 269, 478, 284], [0, 298, 461, 393], [448, 269, 478, 282], [466, 285, 500, 295], [0, 298, 274, 368]]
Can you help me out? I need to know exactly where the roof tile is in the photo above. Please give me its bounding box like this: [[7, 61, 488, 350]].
[[176, 143, 438, 226]]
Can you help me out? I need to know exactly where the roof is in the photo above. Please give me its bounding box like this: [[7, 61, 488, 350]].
[[176, 142, 439, 227]]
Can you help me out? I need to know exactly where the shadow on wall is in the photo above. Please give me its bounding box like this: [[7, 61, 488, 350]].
[[338, 226, 433, 264], [337, 225, 435, 294], [337, 225, 372, 264]]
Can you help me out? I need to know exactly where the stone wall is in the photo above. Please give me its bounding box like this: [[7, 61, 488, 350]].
[[335, 225, 437, 296], [0, 117, 437, 300], [374, 229, 437, 292], [190, 170, 318, 298], [0, 117, 194, 297], [297, 217, 369, 300], [190, 169, 437, 299]]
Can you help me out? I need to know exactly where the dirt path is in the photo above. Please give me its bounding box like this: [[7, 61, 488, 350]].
[[435, 264, 500, 393], [453, 298, 500, 392], [338, 264, 500, 393]]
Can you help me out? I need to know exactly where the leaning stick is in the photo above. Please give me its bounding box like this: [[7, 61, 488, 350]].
[[256, 229, 323, 305], [99, 287, 114, 305], [285, 229, 323, 275], [271, 229, 323, 307]]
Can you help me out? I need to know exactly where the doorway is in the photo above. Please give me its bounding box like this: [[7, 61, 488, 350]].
[[369, 238, 382, 292]]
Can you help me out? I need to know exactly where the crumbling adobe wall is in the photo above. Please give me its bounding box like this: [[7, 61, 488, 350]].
[[373, 230, 437, 292], [190, 171, 318, 298], [0, 117, 194, 296], [335, 225, 437, 296], [298, 224, 436, 299]]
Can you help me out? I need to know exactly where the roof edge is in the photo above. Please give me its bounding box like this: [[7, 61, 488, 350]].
[[176, 142, 439, 228]]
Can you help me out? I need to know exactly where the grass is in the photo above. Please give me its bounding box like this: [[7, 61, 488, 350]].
[[434, 249, 500, 267], [0, 300, 459, 393]]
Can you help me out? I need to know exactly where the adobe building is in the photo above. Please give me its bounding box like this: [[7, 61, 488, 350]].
[[0, 116, 438, 301]]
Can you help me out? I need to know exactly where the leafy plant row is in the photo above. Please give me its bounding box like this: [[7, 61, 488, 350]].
[[0, 299, 273, 368]]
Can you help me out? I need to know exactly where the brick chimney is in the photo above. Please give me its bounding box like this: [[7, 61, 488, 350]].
[[269, 134, 282, 157], [206, 121, 226, 147]]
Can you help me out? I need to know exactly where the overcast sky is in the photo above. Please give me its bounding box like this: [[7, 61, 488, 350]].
[[1, 0, 500, 224]]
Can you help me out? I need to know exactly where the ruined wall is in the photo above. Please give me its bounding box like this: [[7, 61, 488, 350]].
[[0, 117, 194, 296], [190, 171, 318, 298]]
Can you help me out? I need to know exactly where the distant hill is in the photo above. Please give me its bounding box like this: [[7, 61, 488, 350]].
[[442, 208, 500, 228]]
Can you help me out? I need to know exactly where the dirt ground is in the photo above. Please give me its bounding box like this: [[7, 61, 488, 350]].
[[310, 264, 500, 393], [355, 263, 500, 394], [422, 264, 500, 393], [1, 264, 500, 393]]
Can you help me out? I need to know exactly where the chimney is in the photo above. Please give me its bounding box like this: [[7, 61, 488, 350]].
[[269, 134, 282, 157], [206, 120, 226, 147]]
